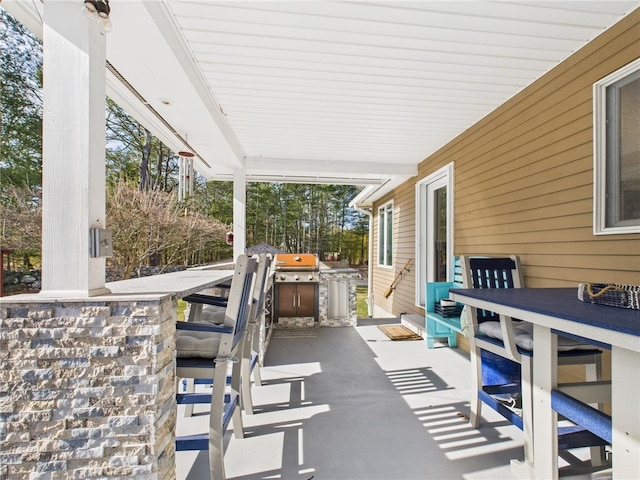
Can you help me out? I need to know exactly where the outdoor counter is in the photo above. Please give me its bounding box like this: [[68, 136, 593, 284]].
[[0, 268, 233, 480], [105, 268, 233, 299], [450, 287, 640, 480]]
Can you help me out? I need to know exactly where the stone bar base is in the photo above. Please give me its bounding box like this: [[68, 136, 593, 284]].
[[275, 268, 359, 328], [0, 296, 177, 480], [318, 269, 358, 327], [276, 317, 316, 328]]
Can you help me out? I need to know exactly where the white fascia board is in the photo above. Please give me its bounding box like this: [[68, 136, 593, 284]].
[[2, 1, 44, 38], [350, 176, 414, 209]]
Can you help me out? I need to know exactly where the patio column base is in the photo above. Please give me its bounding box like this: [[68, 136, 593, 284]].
[[0, 294, 177, 480]]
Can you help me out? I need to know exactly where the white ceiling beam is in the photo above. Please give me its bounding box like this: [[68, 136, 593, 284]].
[[213, 173, 401, 187], [244, 156, 417, 178]]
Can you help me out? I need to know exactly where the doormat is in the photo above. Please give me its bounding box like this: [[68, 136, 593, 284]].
[[273, 328, 317, 339], [378, 325, 422, 341]]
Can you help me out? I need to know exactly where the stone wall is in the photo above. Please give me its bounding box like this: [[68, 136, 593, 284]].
[[1, 271, 42, 295], [0, 296, 177, 480]]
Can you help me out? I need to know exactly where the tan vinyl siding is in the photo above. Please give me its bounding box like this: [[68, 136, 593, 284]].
[[372, 181, 416, 315], [371, 9, 640, 324], [452, 10, 640, 286]]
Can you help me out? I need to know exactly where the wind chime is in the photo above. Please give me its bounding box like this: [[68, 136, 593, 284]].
[[178, 151, 194, 201]]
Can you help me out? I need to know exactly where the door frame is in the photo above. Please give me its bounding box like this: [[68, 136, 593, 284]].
[[415, 163, 455, 308]]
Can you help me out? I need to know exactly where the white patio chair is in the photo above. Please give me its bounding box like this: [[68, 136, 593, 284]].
[[461, 255, 608, 472], [239, 254, 272, 414], [180, 254, 271, 416], [175, 254, 257, 480]]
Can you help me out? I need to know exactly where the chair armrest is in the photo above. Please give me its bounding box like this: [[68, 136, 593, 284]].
[[183, 292, 228, 308], [176, 322, 233, 334], [497, 314, 522, 363]]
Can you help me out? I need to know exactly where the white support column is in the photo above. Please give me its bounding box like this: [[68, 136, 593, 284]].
[[233, 168, 246, 260], [40, 1, 110, 297]]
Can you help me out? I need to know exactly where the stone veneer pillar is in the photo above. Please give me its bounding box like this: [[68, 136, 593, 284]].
[[318, 270, 358, 327], [0, 296, 177, 479]]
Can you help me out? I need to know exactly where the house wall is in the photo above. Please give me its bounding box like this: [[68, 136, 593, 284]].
[[371, 183, 417, 318], [372, 9, 640, 339]]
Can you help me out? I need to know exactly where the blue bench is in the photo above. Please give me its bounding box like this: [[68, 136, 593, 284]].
[[425, 282, 463, 348], [425, 259, 464, 348]]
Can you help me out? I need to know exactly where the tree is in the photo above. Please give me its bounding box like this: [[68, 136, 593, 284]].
[[0, 186, 42, 267], [106, 181, 227, 278], [0, 11, 44, 268], [105, 98, 180, 192], [0, 10, 43, 193], [242, 181, 367, 262]]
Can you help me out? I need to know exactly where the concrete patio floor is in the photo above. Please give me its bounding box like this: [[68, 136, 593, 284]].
[[175, 318, 532, 480]]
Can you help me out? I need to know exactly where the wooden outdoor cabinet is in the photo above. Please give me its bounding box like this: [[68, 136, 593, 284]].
[[275, 283, 317, 318]]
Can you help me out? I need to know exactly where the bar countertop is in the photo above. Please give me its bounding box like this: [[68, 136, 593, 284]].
[[0, 268, 234, 303]]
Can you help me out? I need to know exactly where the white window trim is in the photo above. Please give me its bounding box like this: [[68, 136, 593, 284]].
[[593, 57, 640, 235], [377, 201, 394, 268], [415, 162, 454, 308]]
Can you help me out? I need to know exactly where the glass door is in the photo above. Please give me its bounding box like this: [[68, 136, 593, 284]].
[[415, 163, 454, 307], [428, 182, 448, 282]]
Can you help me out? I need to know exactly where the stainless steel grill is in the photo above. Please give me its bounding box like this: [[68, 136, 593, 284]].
[[272, 253, 319, 322], [273, 253, 320, 283]]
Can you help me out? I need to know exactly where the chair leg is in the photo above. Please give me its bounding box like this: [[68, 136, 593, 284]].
[[241, 355, 254, 415], [232, 402, 245, 440], [521, 357, 534, 466], [182, 378, 195, 418], [238, 325, 256, 415], [587, 354, 607, 467], [469, 345, 483, 428], [583, 354, 602, 382], [208, 363, 229, 480], [229, 360, 245, 439], [251, 320, 264, 387], [208, 425, 225, 480], [252, 357, 262, 387]]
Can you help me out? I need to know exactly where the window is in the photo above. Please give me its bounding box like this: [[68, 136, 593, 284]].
[[594, 58, 640, 234], [378, 202, 393, 266]]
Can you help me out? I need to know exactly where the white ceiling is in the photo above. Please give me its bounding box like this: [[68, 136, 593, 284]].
[[4, 1, 639, 201]]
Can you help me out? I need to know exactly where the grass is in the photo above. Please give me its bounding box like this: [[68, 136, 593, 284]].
[[357, 286, 369, 318], [177, 299, 187, 321]]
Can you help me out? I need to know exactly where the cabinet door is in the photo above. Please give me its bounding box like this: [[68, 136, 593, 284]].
[[277, 284, 298, 317], [296, 284, 316, 317]]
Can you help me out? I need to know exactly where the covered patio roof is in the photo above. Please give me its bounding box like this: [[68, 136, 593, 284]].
[[5, 1, 638, 204]]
